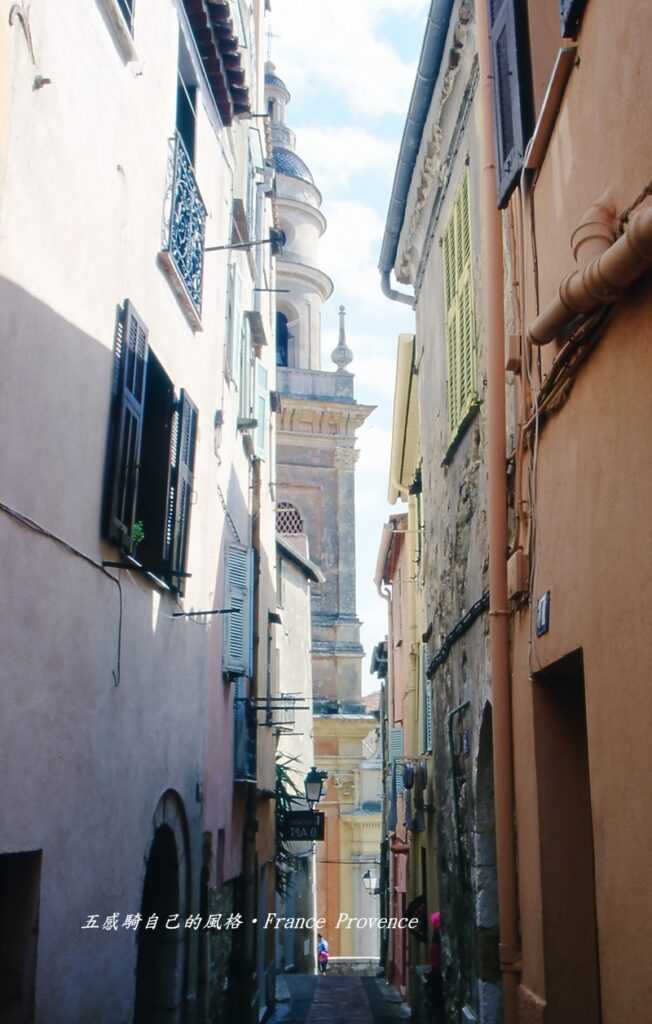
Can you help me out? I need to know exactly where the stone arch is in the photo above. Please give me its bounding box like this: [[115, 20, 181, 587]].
[[474, 703, 502, 1024], [277, 299, 300, 367], [134, 790, 191, 1024]]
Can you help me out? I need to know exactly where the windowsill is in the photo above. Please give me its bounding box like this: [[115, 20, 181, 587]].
[[96, 0, 138, 62], [442, 400, 481, 466], [104, 553, 175, 593], [158, 250, 203, 332]]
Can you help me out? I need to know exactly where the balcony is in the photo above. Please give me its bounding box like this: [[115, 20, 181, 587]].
[[160, 134, 207, 329]]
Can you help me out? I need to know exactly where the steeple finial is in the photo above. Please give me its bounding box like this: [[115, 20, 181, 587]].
[[331, 305, 353, 372]]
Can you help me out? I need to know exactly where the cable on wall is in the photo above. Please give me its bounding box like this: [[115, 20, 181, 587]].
[[0, 500, 123, 687]]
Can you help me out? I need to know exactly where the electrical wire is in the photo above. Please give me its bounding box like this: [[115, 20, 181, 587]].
[[0, 500, 123, 687]]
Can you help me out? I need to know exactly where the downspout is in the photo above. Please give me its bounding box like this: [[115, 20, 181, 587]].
[[476, 3, 520, 1022], [237, 457, 262, 1024], [381, 269, 416, 307]]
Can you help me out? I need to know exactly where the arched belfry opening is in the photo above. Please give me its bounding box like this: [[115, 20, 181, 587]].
[[134, 791, 191, 1024], [474, 703, 501, 1023], [276, 311, 290, 367]]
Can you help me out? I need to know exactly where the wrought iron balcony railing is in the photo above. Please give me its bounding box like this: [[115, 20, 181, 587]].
[[161, 134, 207, 324]]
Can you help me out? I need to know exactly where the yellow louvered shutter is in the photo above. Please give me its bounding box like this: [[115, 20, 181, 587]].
[[442, 169, 477, 437]]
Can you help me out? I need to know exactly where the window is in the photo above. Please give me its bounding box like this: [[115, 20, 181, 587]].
[[276, 312, 290, 367], [176, 34, 197, 164], [488, 0, 533, 207], [442, 169, 478, 439], [276, 502, 303, 536], [117, 0, 134, 32], [560, 0, 587, 37], [245, 143, 257, 238], [103, 301, 197, 593], [225, 262, 243, 381], [238, 316, 253, 420], [223, 544, 254, 676], [253, 358, 269, 459]]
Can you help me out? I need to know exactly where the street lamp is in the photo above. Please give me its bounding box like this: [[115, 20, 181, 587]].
[[304, 767, 328, 807], [362, 869, 380, 896]]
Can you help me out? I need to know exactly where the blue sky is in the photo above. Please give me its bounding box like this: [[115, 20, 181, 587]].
[[271, 0, 429, 692]]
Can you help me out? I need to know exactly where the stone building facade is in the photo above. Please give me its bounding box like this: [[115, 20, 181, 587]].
[[266, 63, 382, 959], [378, 3, 501, 1021]]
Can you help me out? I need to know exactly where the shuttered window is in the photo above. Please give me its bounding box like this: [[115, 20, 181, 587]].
[[103, 301, 196, 591], [225, 262, 243, 381], [223, 543, 254, 676], [389, 726, 404, 795], [166, 391, 197, 595], [254, 359, 269, 459], [442, 170, 478, 438], [489, 0, 533, 208], [105, 300, 149, 550], [560, 0, 587, 37], [238, 317, 253, 420]]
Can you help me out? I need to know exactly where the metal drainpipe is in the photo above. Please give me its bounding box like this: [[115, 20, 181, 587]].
[[239, 456, 262, 1024], [476, 2, 521, 1021], [380, 269, 416, 307]]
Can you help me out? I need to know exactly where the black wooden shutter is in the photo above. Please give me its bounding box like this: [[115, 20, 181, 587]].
[[489, 0, 533, 208], [105, 300, 149, 549], [167, 390, 198, 593], [560, 0, 587, 37]]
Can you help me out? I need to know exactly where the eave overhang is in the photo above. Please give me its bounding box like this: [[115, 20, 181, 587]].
[[182, 0, 251, 126]]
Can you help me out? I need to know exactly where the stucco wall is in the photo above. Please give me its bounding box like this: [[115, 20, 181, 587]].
[[0, 1, 276, 1020], [509, 3, 652, 1018]]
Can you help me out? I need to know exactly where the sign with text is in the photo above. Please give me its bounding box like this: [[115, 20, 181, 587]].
[[282, 810, 325, 842]]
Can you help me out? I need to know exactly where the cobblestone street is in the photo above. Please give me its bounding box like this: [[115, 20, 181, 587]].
[[270, 975, 409, 1024]]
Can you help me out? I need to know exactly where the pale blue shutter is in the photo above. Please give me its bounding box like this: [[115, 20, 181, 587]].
[[223, 543, 253, 675], [254, 359, 269, 458], [389, 726, 404, 795]]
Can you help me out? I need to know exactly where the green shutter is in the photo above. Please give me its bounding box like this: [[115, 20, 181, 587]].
[[254, 358, 269, 459], [442, 169, 477, 438]]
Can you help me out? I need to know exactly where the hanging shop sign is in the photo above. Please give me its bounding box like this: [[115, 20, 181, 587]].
[[282, 810, 325, 842]]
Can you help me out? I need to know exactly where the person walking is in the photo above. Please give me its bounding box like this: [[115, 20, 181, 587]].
[[317, 933, 329, 975]]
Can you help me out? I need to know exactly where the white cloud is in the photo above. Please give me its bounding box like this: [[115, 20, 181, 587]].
[[271, 0, 429, 118], [297, 127, 397, 192]]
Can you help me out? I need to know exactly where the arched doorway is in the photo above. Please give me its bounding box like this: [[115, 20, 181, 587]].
[[474, 704, 501, 1023], [134, 791, 191, 1023]]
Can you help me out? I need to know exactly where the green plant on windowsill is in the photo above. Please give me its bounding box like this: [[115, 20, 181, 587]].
[[131, 520, 145, 556]]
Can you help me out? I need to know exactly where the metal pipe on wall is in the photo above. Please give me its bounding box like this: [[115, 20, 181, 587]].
[[476, 3, 521, 1022]]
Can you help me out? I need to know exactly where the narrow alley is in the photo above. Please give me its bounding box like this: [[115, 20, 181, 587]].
[[270, 974, 410, 1024]]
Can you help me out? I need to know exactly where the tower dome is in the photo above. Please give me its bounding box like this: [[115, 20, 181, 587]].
[[272, 147, 314, 185]]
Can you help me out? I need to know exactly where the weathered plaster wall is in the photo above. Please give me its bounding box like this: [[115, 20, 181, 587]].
[[509, 4, 652, 1019], [402, 6, 498, 1020]]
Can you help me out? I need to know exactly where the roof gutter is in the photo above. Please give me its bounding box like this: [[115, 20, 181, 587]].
[[378, 0, 455, 306]]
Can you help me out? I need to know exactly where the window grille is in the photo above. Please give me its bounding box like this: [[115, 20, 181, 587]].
[[442, 169, 478, 438], [276, 502, 303, 535]]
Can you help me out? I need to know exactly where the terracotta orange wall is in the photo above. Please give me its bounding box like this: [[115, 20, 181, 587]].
[[511, 1, 652, 1019]]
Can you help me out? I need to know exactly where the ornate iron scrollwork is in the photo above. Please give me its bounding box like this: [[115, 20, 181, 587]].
[[162, 134, 207, 317]]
